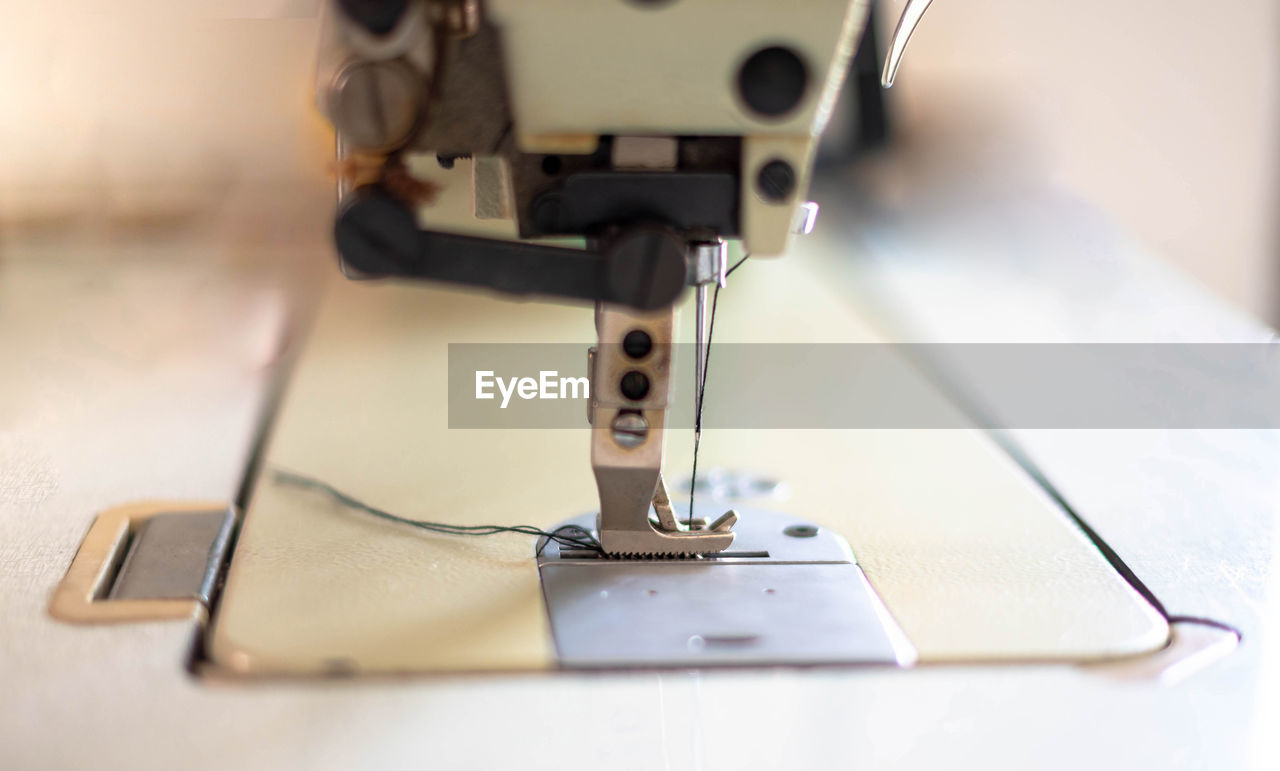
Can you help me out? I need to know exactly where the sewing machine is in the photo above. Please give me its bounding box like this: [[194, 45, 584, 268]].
[[228, 0, 950, 666], [8, 1, 1277, 768], [317, 0, 933, 558]]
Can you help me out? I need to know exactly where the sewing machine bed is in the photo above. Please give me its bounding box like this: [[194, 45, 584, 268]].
[[208, 253, 1166, 675]]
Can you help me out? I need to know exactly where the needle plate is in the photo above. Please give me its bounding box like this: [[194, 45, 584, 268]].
[[537, 509, 916, 668]]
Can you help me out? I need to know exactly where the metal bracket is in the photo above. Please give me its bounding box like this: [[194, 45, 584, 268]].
[[50, 501, 236, 625]]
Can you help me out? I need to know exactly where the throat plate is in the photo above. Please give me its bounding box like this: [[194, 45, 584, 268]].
[[537, 509, 916, 669]]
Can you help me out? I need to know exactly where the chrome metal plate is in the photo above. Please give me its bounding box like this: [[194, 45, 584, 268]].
[[109, 508, 235, 603], [537, 509, 916, 668]]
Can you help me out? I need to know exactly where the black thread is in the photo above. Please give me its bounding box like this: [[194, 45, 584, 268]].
[[687, 253, 750, 525], [272, 469, 603, 554]]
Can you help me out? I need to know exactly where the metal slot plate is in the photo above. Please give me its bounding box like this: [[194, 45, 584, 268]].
[[538, 509, 916, 668], [109, 509, 235, 602], [50, 501, 234, 625]]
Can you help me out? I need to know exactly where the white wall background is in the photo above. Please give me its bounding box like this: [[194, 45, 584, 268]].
[[881, 0, 1280, 323]]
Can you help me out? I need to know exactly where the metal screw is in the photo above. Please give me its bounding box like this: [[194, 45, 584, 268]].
[[611, 412, 648, 448], [329, 59, 420, 152], [783, 524, 818, 538], [756, 159, 796, 203]]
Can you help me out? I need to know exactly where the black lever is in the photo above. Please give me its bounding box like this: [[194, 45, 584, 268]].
[[334, 187, 688, 311]]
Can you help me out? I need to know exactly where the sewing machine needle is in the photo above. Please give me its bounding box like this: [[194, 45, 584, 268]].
[[690, 242, 726, 529], [695, 282, 710, 420]]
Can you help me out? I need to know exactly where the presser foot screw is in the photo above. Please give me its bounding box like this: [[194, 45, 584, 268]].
[[611, 411, 649, 448]]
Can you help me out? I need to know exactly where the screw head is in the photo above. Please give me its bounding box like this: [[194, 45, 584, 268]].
[[783, 524, 818, 538], [756, 160, 796, 203], [611, 412, 649, 448], [329, 59, 420, 152], [540, 155, 563, 176]]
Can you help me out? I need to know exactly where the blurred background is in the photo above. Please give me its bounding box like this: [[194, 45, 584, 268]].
[[894, 0, 1280, 326], [1, 1, 1277, 324]]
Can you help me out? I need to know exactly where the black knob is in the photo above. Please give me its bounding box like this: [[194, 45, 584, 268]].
[[602, 226, 688, 311], [334, 187, 419, 276], [737, 45, 809, 119]]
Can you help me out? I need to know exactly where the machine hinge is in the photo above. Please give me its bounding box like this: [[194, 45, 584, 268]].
[[50, 502, 236, 624]]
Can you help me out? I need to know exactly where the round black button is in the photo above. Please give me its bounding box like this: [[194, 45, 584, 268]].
[[737, 45, 809, 119], [622, 330, 653, 359], [620, 371, 651, 401], [783, 524, 819, 538]]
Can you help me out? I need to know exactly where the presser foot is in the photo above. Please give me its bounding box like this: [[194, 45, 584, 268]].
[[594, 525, 736, 559], [595, 473, 737, 558], [594, 514, 738, 558]]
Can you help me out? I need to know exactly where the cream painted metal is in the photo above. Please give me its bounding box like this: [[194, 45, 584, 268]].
[[481, 0, 869, 255], [486, 0, 865, 140], [322, 2, 866, 261]]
